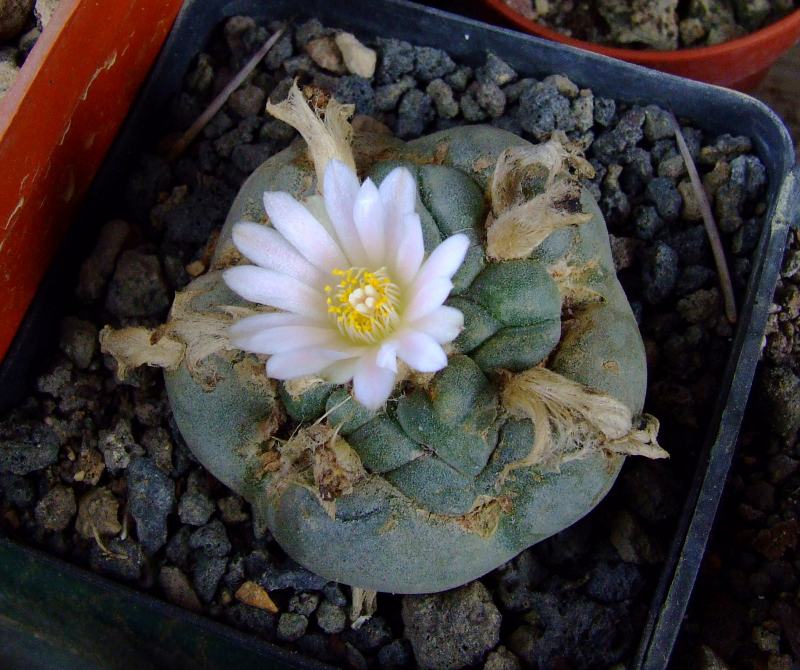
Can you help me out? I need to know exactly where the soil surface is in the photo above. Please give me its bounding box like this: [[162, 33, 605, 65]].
[[0, 14, 779, 670]]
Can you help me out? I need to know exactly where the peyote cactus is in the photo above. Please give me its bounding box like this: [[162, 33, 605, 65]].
[[102, 86, 665, 594]]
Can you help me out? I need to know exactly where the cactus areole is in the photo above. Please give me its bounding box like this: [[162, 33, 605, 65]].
[[101, 85, 667, 593]]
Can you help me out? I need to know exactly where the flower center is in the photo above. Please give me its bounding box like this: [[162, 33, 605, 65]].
[[325, 267, 400, 343]]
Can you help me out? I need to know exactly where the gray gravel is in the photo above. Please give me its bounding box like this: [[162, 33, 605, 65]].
[[0, 13, 777, 670]]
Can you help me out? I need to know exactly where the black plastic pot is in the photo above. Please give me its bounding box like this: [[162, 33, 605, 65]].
[[1, 1, 798, 668]]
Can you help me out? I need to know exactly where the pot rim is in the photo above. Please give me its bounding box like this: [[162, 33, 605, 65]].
[[482, 1, 800, 64]]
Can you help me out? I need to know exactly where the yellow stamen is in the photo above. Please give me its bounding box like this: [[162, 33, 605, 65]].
[[325, 267, 400, 343]]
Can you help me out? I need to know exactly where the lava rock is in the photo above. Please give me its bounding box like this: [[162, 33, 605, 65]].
[[277, 591, 313, 619], [495, 550, 548, 612], [757, 367, 800, 437], [378, 639, 412, 668], [34, 485, 76, 532], [192, 553, 228, 603], [375, 38, 415, 84], [166, 526, 192, 568], [323, 583, 348, 607], [518, 81, 572, 140], [334, 75, 375, 116], [643, 105, 673, 142], [397, 89, 434, 139], [476, 52, 516, 86], [189, 519, 231, 558], [228, 84, 266, 117], [0, 473, 35, 507], [585, 562, 644, 603], [90, 538, 145, 582], [640, 241, 679, 304], [426, 78, 459, 119], [669, 225, 710, 266], [58, 317, 98, 369], [472, 80, 506, 118], [508, 593, 633, 669], [98, 418, 141, 473], [346, 616, 394, 652], [0, 421, 59, 475], [593, 97, 617, 127], [374, 75, 416, 112], [633, 205, 665, 241], [316, 600, 347, 634], [264, 29, 293, 70], [277, 612, 308, 642], [225, 603, 277, 638], [178, 490, 215, 526], [414, 46, 456, 82], [128, 457, 175, 554], [483, 646, 521, 670], [402, 581, 501, 670], [159, 566, 202, 612], [105, 250, 170, 319], [460, 92, 487, 123], [645, 177, 682, 221], [445, 65, 472, 91], [257, 559, 329, 591]]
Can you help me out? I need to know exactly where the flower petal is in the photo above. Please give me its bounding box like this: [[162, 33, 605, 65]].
[[412, 233, 470, 289], [232, 223, 325, 286], [395, 330, 448, 372], [229, 312, 318, 340], [321, 358, 359, 385], [267, 348, 353, 379], [304, 194, 338, 241], [408, 305, 464, 344], [223, 266, 322, 318], [323, 160, 368, 266], [403, 276, 454, 322], [231, 324, 339, 355], [263, 191, 348, 272], [353, 350, 397, 410], [375, 341, 398, 373], [393, 212, 425, 284], [353, 177, 386, 266], [379, 166, 417, 254]]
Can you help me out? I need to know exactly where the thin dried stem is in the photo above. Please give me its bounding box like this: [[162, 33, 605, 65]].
[[669, 114, 737, 324], [167, 25, 287, 162]]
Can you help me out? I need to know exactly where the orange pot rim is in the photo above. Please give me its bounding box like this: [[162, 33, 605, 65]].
[[482, 0, 800, 64]]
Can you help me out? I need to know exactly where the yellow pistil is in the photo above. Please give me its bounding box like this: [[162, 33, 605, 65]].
[[325, 267, 400, 343]]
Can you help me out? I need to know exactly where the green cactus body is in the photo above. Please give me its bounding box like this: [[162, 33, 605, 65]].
[[163, 125, 647, 593]]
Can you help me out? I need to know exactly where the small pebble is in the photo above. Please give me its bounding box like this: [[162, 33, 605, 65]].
[[34, 485, 76, 532], [277, 612, 308, 642], [316, 600, 347, 634], [476, 52, 516, 86], [160, 566, 203, 612]]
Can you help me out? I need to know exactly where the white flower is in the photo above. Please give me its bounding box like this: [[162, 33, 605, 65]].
[[224, 159, 469, 410]]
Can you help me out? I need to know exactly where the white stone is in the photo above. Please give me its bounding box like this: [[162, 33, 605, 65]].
[[334, 32, 376, 79]]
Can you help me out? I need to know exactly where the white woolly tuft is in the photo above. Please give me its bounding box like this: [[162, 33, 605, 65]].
[[501, 367, 668, 473], [486, 139, 593, 261], [266, 81, 356, 193]]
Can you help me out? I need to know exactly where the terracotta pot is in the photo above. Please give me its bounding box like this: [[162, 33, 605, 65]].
[[0, 0, 183, 363], [481, 1, 800, 90]]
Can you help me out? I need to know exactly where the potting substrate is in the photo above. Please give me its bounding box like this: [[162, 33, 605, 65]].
[[499, 0, 800, 50], [0, 6, 796, 670]]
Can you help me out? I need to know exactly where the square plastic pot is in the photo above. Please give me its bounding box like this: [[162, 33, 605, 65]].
[[0, 1, 798, 669]]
